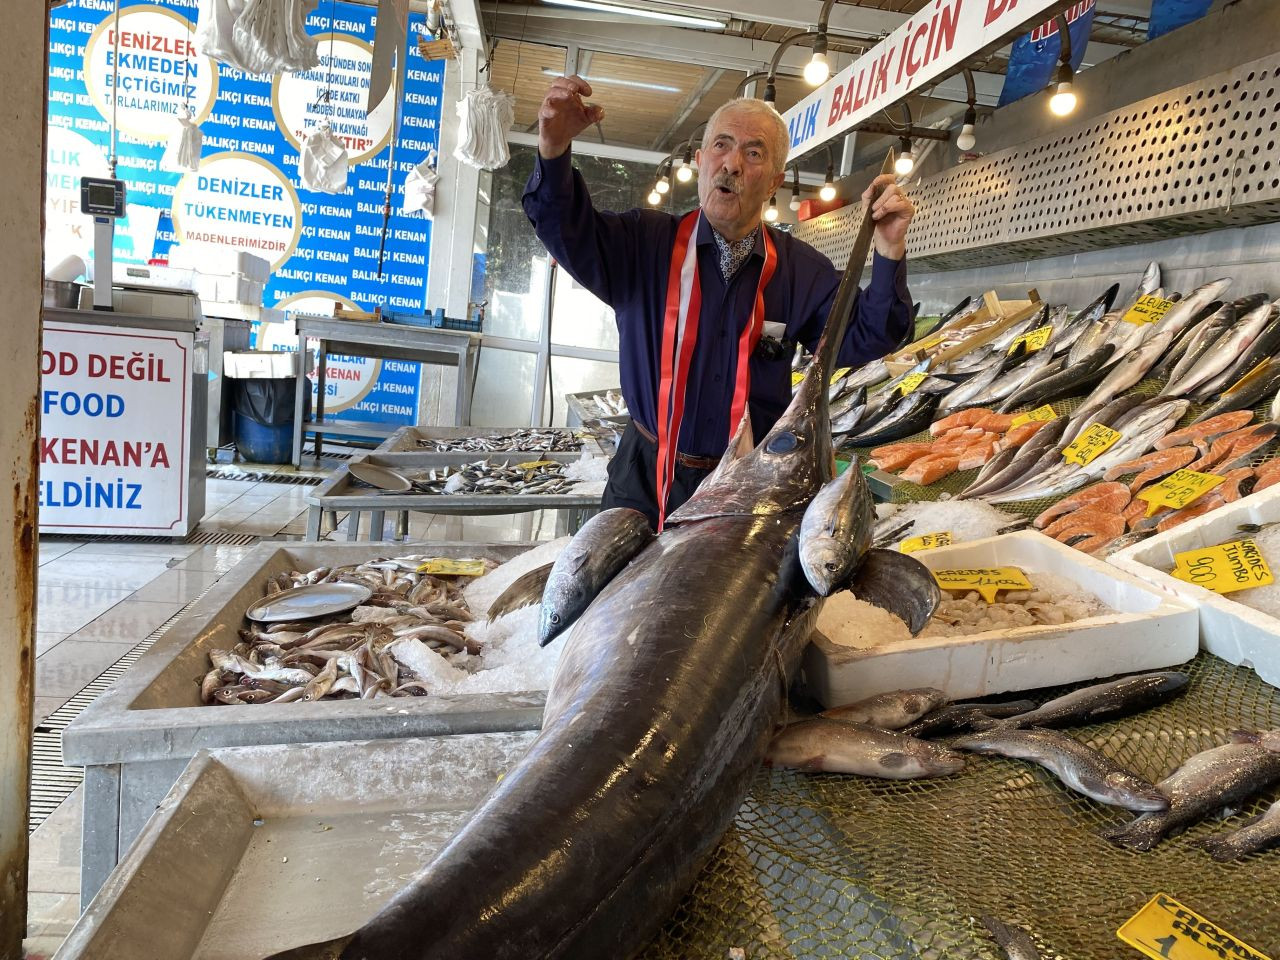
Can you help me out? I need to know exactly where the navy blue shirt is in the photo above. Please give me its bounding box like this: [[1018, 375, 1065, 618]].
[[523, 150, 912, 459]]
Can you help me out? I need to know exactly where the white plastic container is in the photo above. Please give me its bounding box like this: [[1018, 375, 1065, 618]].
[[1109, 485, 1280, 688], [167, 246, 271, 283], [801, 530, 1198, 707]]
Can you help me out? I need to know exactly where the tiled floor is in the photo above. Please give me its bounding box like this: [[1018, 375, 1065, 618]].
[[21, 459, 556, 958]]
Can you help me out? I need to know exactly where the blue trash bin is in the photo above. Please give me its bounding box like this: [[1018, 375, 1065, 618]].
[[232, 376, 310, 464]]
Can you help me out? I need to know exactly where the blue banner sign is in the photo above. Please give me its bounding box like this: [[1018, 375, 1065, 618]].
[[997, 0, 1096, 108]]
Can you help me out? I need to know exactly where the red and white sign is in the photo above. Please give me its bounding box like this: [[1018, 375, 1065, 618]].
[[39, 326, 190, 532], [782, 0, 1072, 159]]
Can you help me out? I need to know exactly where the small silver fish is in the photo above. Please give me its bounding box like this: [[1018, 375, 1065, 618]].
[[1202, 797, 1280, 861], [820, 687, 946, 730], [765, 719, 965, 779]]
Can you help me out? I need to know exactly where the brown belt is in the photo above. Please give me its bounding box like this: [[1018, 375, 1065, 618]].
[[632, 420, 721, 471]]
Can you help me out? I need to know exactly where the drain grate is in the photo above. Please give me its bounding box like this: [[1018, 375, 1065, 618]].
[[206, 467, 326, 486], [186, 531, 262, 546], [28, 594, 207, 832]]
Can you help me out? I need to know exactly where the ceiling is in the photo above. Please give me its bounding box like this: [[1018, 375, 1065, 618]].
[[473, 0, 1152, 172]]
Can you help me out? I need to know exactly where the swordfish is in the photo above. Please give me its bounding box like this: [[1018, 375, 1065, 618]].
[[266, 154, 941, 960]]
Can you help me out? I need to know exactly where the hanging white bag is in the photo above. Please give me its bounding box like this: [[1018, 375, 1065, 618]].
[[454, 85, 517, 171], [161, 104, 204, 173], [299, 121, 350, 194], [403, 149, 440, 217], [195, 0, 252, 72], [232, 0, 318, 75]]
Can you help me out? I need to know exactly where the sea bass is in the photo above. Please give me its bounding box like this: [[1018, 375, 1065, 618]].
[[265, 154, 941, 960]]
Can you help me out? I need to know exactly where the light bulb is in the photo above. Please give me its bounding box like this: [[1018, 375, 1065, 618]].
[[647, 190, 662, 205], [894, 151, 914, 176], [655, 176, 670, 195], [1049, 81, 1078, 116], [956, 123, 976, 151], [803, 51, 829, 86], [819, 182, 836, 203], [789, 195, 802, 212], [763, 204, 779, 223], [675, 160, 694, 182]]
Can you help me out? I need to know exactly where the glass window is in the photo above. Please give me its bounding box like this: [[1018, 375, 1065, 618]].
[[546, 356, 622, 427], [470, 346, 537, 426]]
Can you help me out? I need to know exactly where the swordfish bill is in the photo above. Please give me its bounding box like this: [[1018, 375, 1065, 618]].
[[266, 153, 922, 960]]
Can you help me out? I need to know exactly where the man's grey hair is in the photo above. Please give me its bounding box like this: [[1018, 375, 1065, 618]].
[[702, 98, 790, 176]]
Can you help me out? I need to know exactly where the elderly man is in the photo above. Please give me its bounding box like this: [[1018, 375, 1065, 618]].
[[523, 76, 916, 529]]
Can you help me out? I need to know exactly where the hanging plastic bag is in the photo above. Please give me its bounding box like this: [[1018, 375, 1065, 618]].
[[231, 0, 319, 75], [299, 122, 349, 194], [161, 104, 204, 173], [454, 84, 517, 171], [196, 0, 251, 72], [403, 149, 439, 217]]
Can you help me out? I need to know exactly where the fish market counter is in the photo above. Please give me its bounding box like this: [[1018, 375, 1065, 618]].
[[305, 450, 604, 540], [62, 540, 547, 907], [39, 307, 208, 537]]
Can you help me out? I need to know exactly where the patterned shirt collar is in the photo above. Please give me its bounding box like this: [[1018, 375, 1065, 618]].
[[710, 225, 760, 281]]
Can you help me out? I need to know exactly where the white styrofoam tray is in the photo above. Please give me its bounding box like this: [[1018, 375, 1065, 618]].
[[801, 530, 1198, 707], [1109, 484, 1280, 688]]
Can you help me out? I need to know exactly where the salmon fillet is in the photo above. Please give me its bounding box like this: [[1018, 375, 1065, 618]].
[[1033, 481, 1132, 529], [930, 408, 992, 435], [1157, 410, 1255, 450], [957, 442, 998, 471], [900, 454, 961, 485], [1000, 419, 1052, 449], [1042, 508, 1128, 540]]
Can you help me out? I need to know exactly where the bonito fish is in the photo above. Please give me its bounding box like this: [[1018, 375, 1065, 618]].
[[266, 154, 941, 960]]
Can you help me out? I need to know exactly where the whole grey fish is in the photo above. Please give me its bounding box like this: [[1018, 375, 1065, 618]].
[[953, 727, 1168, 810], [538, 508, 655, 646], [1068, 312, 1121, 367], [765, 719, 966, 778], [1193, 358, 1280, 425], [842, 391, 940, 447], [1196, 303, 1280, 399], [1149, 277, 1233, 341], [938, 352, 1010, 413], [1154, 302, 1232, 382], [980, 915, 1040, 960], [996, 343, 1114, 413], [1105, 730, 1280, 852], [1048, 285, 1119, 358], [1202, 797, 1280, 861], [1137, 260, 1161, 297], [989, 671, 1190, 729], [970, 347, 1064, 408], [841, 358, 891, 391], [1058, 393, 1148, 449], [1081, 325, 1177, 409], [799, 462, 874, 595], [901, 699, 1036, 739], [830, 386, 869, 435], [1162, 299, 1273, 398], [819, 687, 946, 730], [990, 303, 1051, 353], [957, 416, 1069, 500], [267, 157, 943, 960]]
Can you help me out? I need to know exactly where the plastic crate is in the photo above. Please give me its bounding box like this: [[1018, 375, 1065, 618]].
[[383, 308, 482, 333]]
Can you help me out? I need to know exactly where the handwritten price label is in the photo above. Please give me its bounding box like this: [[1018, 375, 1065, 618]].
[[900, 532, 953, 554], [1171, 538, 1273, 595], [516, 459, 559, 470], [1137, 469, 1225, 517], [1122, 295, 1176, 325], [1008, 325, 1054, 356], [416, 558, 489, 577], [1118, 892, 1272, 960], [1010, 404, 1057, 429], [831, 367, 851, 384], [897, 372, 928, 397], [790, 371, 805, 386], [932, 566, 1032, 604], [1062, 423, 1122, 466]]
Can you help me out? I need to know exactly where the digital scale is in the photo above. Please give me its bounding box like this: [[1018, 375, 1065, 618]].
[[80, 175, 126, 311]]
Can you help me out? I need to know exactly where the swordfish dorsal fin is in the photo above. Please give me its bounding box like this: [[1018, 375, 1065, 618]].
[[666, 150, 897, 526]]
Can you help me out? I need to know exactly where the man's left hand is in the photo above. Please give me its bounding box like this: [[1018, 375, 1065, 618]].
[[861, 173, 915, 261]]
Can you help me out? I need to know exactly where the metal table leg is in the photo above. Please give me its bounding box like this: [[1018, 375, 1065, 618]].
[[345, 510, 360, 541], [396, 511, 409, 540], [314, 340, 327, 459], [306, 506, 322, 540], [369, 509, 386, 541], [291, 329, 307, 466]]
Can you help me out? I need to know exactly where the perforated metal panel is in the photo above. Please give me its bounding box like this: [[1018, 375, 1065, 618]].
[[797, 52, 1280, 272]]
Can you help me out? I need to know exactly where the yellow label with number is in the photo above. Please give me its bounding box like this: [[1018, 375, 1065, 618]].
[[1227, 358, 1273, 395], [1062, 423, 1122, 466], [897, 372, 928, 396], [1118, 892, 1272, 960], [1123, 295, 1176, 325], [831, 367, 851, 384], [1008, 324, 1054, 356], [1171, 538, 1274, 595], [416, 558, 489, 577], [900, 532, 953, 554], [1010, 404, 1057, 429], [517, 459, 558, 470], [932, 567, 1032, 604], [1137, 469, 1226, 517], [791, 370, 805, 386]]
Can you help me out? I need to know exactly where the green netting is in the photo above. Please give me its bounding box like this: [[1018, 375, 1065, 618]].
[[642, 653, 1280, 960]]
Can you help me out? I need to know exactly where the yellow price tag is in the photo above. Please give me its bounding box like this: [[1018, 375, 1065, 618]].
[[415, 558, 489, 577], [897, 372, 928, 397], [932, 566, 1032, 604], [1123, 295, 1176, 325], [1010, 404, 1057, 429], [1227, 358, 1272, 394], [1171, 538, 1274, 595], [914, 333, 946, 353], [900, 532, 952, 554], [1118, 892, 1272, 960], [791, 370, 805, 386], [517, 459, 558, 470], [1008, 324, 1054, 356], [830, 367, 851, 385], [1136, 469, 1225, 518], [1062, 423, 1122, 466]]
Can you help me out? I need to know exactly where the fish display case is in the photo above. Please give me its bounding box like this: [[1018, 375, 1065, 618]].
[[1110, 484, 1280, 688], [305, 450, 603, 540], [803, 531, 1198, 708], [374, 424, 603, 457], [61, 541, 545, 907], [565, 387, 630, 428]]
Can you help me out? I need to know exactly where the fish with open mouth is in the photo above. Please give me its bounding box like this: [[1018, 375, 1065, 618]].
[[265, 153, 942, 960]]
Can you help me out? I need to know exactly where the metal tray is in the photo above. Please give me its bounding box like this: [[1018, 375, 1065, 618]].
[[375, 424, 601, 456], [62, 541, 546, 905], [56, 732, 539, 959], [565, 387, 630, 429]]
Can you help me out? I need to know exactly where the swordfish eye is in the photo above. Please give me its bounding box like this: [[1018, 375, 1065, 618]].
[[549, 612, 561, 625], [765, 431, 801, 454]]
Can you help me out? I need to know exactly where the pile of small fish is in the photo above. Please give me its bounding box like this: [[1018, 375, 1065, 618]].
[[415, 428, 583, 453], [408, 459, 579, 496], [920, 580, 1106, 637], [202, 556, 498, 705], [574, 389, 628, 419]]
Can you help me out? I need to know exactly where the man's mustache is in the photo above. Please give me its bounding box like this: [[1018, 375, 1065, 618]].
[[712, 174, 742, 194]]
